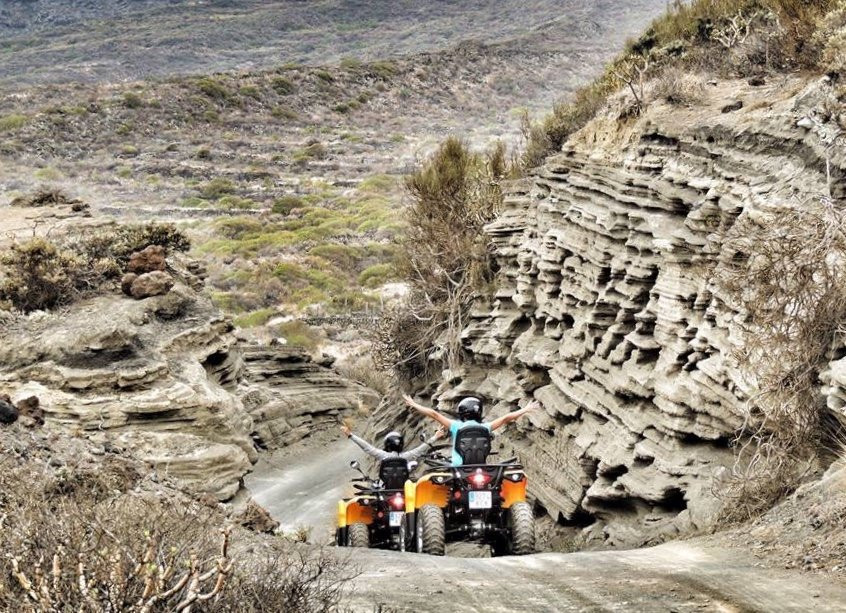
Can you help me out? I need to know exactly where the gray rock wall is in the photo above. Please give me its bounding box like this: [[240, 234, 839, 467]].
[[435, 77, 846, 546]]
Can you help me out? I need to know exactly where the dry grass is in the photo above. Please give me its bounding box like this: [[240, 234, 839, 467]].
[[522, 0, 841, 168], [716, 197, 846, 520], [650, 68, 707, 106]]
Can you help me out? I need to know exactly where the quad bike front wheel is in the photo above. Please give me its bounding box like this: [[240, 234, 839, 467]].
[[348, 522, 370, 548], [416, 504, 445, 556], [507, 501, 535, 555]]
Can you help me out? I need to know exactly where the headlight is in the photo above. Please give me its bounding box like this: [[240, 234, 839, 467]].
[[433, 476, 444, 484], [507, 473, 524, 482]]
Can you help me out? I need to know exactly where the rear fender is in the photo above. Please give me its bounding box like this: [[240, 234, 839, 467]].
[[408, 474, 450, 510], [337, 497, 376, 527], [500, 472, 527, 509]]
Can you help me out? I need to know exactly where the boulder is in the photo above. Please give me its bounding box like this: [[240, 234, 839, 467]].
[[130, 271, 174, 299], [128, 245, 167, 274], [17, 395, 44, 425], [235, 500, 279, 534], [0, 394, 18, 425], [121, 273, 138, 296]]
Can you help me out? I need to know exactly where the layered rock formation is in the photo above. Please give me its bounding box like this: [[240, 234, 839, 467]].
[[432, 77, 846, 546], [240, 345, 380, 449], [0, 272, 382, 499], [0, 282, 256, 500]]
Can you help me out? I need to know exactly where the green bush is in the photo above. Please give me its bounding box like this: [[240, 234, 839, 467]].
[[271, 76, 296, 95], [234, 308, 277, 328], [196, 77, 231, 100], [217, 195, 257, 210], [371, 60, 398, 78], [340, 57, 363, 70], [274, 320, 321, 351], [271, 106, 300, 121], [358, 263, 396, 288], [239, 85, 261, 98], [0, 114, 27, 133], [200, 177, 236, 200], [215, 217, 264, 239], [315, 70, 335, 82], [272, 195, 305, 214], [122, 92, 144, 109]]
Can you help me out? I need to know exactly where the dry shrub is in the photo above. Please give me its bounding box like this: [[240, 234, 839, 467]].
[[521, 81, 613, 169], [650, 68, 706, 106], [380, 138, 507, 381], [0, 224, 189, 312], [0, 239, 91, 313], [335, 354, 391, 397], [0, 457, 351, 612], [814, 1, 846, 76], [716, 198, 846, 520]]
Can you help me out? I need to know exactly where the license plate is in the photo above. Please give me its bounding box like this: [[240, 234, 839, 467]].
[[389, 512, 404, 527], [468, 491, 492, 509]]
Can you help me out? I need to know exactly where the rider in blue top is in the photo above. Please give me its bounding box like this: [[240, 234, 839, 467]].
[[402, 394, 534, 466]]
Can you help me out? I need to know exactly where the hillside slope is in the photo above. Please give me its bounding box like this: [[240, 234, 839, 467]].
[[0, 0, 667, 87]]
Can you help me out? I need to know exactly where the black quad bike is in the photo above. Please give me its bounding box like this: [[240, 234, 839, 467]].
[[335, 456, 414, 551], [405, 425, 535, 556]]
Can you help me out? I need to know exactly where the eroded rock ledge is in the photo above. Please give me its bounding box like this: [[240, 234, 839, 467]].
[[434, 77, 846, 546], [0, 270, 379, 500]]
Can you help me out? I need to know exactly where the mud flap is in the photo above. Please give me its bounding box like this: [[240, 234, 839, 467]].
[[405, 513, 416, 552], [335, 527, 348, 547]]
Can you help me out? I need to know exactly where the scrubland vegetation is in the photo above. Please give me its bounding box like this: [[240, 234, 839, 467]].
[[523, 0, 846, 167], [0, 433, 352, 611], [0, 224, 189, 313], [378, 138, 511, 380]]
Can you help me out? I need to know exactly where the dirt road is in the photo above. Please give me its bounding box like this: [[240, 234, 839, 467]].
[[245, 437, 364, 540], [342, 541, 846, 612], [247, 438, 846, 612]]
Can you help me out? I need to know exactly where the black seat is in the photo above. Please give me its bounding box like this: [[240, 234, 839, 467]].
[[379, 457, 410, 490], [454, 425, 492, 465]]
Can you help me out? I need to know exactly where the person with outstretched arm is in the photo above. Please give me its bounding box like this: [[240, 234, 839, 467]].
[[341, 424, 445, 462], [402, 394, 534, 466]]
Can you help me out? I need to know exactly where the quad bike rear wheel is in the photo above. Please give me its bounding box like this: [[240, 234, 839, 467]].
[[416, 504, 445, 556], [348, 522, 370, 548], [507, 502, 535, 555]]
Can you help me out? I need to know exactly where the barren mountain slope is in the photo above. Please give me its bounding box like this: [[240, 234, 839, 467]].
[[0, 0, 667, 87]]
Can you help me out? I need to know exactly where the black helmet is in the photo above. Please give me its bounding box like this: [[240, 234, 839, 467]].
[[383, 431, 404, 452], [457, 396, 483, 422]]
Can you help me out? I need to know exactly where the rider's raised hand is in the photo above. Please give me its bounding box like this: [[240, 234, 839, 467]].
[[402, 393, 420, 411]]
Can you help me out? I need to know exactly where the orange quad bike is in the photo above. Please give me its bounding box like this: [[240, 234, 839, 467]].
[[336, 457, 414, 551], [404, 425, 535, 556]]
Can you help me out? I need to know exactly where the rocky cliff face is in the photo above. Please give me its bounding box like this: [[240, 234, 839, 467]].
[[0, 256, 379, 500], [0, 281, 257, 500], [433, 76, 846, 547], [240, 344, 380, 450]]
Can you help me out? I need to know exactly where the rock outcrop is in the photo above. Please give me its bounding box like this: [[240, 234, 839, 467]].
[[0, 278, 256, 500], [240, 344, 380, 449], [413, 77, 846, 547]]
